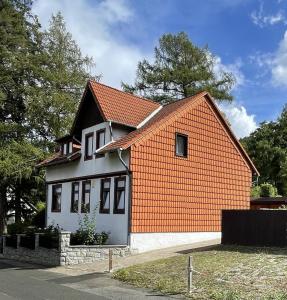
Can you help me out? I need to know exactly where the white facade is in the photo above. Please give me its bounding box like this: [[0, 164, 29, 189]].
[[46, 121, 221, 252], [46, 122, 131, 245], [130, 232, 222, 253]]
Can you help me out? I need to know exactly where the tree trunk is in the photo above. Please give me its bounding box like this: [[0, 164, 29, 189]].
[[15, 186, 21, 223], [0, 183, 7, 234]]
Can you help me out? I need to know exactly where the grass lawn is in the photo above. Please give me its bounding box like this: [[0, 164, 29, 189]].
[[113, 245, 287, 299]]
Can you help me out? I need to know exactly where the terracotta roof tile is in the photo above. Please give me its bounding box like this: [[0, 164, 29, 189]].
[[99, 91, 259, 175], [36, 151, 81, 168], [100, 92, 207, 152], [89, 80, 161, 128]]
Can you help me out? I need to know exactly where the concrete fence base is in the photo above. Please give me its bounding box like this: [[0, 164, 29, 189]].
[[0, 232, 130, 266]]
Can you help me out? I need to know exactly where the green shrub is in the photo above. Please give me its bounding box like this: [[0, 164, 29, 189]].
[[251, 185, 261, 198], [32, 209, 46, 228], [251, 183, 278, 198], [95, 231, 109, 245], [260, 183, 278, 197], [32, 201, 46, 228], [7, 222, 30, 235], [70, 210, 109, 245]]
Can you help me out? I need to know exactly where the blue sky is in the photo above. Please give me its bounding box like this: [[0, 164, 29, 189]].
[[32, 0, 287, 138]]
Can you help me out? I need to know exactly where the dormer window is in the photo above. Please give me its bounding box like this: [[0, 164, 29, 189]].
[[96, 129, 105, 150], [95, 129, 105, 158], [63, 141, 73, 155], [85, 132, 94, 160]]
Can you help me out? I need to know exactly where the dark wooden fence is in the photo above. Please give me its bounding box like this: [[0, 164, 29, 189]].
[[222, 210, 287, 247]]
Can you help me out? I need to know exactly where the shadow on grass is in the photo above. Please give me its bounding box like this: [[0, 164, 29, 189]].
[[177, 243, 287, 256]]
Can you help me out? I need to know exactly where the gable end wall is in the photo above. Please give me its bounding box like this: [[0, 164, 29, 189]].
[[130, 98, 252, 233]]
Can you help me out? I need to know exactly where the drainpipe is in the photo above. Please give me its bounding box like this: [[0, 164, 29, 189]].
[[109, 122, 132, 246], [108, 121, 114, 142]]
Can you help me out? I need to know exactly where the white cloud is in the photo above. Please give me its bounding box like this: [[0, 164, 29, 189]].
[[219, 103, 257, 138], [213, 56, 245, 89], [32, 0, 246, 95], [251, 2, 287, 27], [32, 0, 150, 88], [249, 31, 287, 87], [272, 31, 287, 86]]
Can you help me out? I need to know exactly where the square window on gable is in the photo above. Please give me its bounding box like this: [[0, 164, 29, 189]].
[[175, 133, 188, 158]]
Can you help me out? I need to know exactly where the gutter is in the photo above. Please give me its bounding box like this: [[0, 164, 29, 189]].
[[108, 122, 132, 246]]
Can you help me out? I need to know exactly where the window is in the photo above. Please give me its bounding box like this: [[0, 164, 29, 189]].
[[63, 143, 67, 155], [68, 141, 72, 154], [63, 141, 73, 155], [100, 178, 111, 214], [85, 133, 94, 160], [52, 184, 62, 212], [81, 181, 91, 213], [95, 129, 105, 158], [175, 133, 188, 157], [114, 177, 126, 214], [71, 182, 79, 213]]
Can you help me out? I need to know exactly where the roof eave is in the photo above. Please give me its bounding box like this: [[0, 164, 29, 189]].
[[203, 93, 259, 176]]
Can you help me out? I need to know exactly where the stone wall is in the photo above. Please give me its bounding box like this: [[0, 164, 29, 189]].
[[0, 232, 130, 266]]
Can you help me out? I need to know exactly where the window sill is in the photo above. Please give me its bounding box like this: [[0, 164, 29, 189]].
[[113, 210, 125, 214], [84, 156, 93, 161]]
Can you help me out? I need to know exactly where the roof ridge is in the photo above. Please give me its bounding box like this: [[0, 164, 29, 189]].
[[89, 80, 160, 106], [162, 91, 208, 107]]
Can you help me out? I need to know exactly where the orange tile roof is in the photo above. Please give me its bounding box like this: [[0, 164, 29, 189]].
[[99, 91, 259, 175], [89, 80, 161, 128], [36, 151, 81, 168], [100, 91, 207, 152]]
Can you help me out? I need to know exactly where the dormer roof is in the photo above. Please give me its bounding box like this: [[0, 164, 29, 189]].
[[70, 80, 161, 134]]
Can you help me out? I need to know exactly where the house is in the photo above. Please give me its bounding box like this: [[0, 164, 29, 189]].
[[250, 197, 287, 210], [38, 80, 258, 252]]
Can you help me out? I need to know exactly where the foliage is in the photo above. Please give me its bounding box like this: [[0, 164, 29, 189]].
[[251, 183, 278, 198], [260, 183, 278, 197], [123, 32, 235, 104], [251, 185, 261, 198], [27, 12, 100, 150], [35, 201, 45, 211], [70, 210, 109, 245], [7, 221, 30, 235], [32, 210, 45, 228], [94, 231, 109, 245], [0, 2, 99, 233], [242, 105, 287, 196]]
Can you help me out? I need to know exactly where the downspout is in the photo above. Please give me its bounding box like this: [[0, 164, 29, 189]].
[[108, 122, 132, 246]]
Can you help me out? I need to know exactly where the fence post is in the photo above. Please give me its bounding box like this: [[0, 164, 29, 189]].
[[2, 236, 6, 254], [108, 249, 113, 272], [35, 234, 39, 250], [188, 256, 193, 294], [16, 234, 21, 249], [59, 231, 71, 266], [0, 236, 3, 254]]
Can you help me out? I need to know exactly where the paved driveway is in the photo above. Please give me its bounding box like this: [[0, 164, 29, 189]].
[[0, 258, 176, 299]]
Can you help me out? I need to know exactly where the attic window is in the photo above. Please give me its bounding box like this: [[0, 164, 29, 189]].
[[96, 129, 106, 150], [85, 133, 94, 160], [175, 133, 188, 158], [63, 142, 73, 155], [95, 129, 105, 158]]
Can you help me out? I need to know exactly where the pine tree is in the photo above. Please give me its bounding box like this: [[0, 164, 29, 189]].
[[123, 32, 235, 104], [27, 12, 100, 150], [0, 0, 44, 233]]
